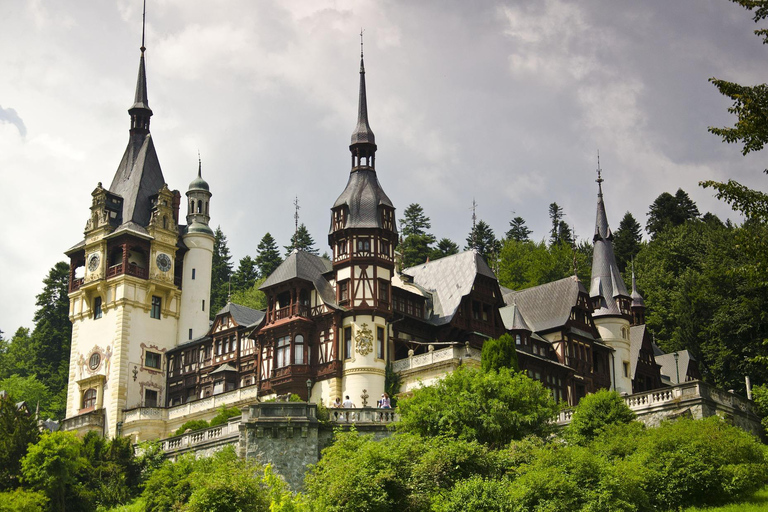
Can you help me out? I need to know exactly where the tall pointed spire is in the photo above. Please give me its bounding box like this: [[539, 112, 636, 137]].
[[350, 29, 376, 159], [129, 0, 152, 134], [589, 155, 631, 318]]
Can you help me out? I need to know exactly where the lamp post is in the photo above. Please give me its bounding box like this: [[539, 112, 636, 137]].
[[306, 379, 312, 403], [673, 352, 680, 384]]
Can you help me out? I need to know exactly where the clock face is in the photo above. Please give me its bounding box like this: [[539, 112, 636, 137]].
[[156, 253, 172, 272], [87, 253, 100, 272]]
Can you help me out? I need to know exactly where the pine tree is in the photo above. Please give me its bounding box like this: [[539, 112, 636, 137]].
[[548, 203, 566, 245], [231, 256, 258, 293], [255, 233, 282, 278], [506, 216, 532, 242], [398, 204, 436, 268], [465, 220, 500, 263], [210, 226, 233, 316], [612, 212, 643, 272], [431, 238, 459, 260], [646, 189, 700, 239], [284, 224, 318, 255]]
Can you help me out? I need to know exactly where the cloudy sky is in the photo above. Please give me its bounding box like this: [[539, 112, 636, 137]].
[[1, 0, 766, 333]]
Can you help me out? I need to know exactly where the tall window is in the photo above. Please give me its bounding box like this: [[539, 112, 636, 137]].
[[93, 297, 102, 319], [294, 334, 304, 364], [276, 336, 290, 368], [82, 388, 97, 409], [144, 389, 158, 408], [339, 281, 349, 302], [379, 281, 389, 303], [145, 351, 161, 369], [344, 327, 352, 359], [192, 268, 196, 280], [150, 296, 161, 319], [376, 326, 384, 359], [356, 238, 370, 253]]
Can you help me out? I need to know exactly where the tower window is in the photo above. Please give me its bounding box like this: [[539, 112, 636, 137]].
[[145, 351, 161, 369], [356, 238, 371, 253], [189, 328, 193, 340], [379, 281, 389, 303], [276, 336, 290, 368], [82, 388, 97, 410], [151, 296, 161, 319], [192, 268, 196, 280], [93, 297, 102, 319], [294, 335, 304, 365], [202, 299, 205, 311], [344, 327, 352, 359], [376, 326, 384, 359], [339, 281, 349, 303], [144, 389, 158, 408]]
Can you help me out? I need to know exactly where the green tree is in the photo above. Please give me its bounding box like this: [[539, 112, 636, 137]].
[[431, 238, 459, 260], [0, 489, 49, 512], [229, 276, 268, 311], [399, 204, 436, 268], [548, 202, 574, 245], [565, 389, 637, 445], [0, 327, 34, 380], [612, 212, 643, 272], [210, 226, 233, 316], [231, 255, 258, 293], [465, 220, 500, 264], [21, 431, 87, 510], [397, 367, 558, 448], [480, 333, 519, 373], [506, 216, 532, 242], [645, 189, 700, 239], [0, 374, 59, 420], [285, 224, 318, 255], [497, 239, 591, 291], [255, 232, 282, 278], [0, 392, 40, 490]]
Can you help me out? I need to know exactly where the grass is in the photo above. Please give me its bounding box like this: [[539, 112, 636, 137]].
[[682, 486, 768, 511]]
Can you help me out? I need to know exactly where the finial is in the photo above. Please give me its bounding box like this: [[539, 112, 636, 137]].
[[360, 28, 364, 58], [596, 150, 603, 185], [293, 196, 301, 250], [197, 149, 202, 177], [140, 0, 147, 53], [470, 199, 477, 249]]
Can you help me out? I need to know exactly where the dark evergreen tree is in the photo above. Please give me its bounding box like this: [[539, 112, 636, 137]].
[[398, 204, 436, 268], [506, 216, 532, 242], [612, 212, 643, 272], [255, 233, 282, 278], [646, 189, 700, 239], [29, 262, 71, 394], [480, 333, 519, 373], [0, 392, 39, 490], [548, 203, 572, 245], [210, 226, 233, 316], [431, 238, 459, 260], [465, 220, 500, 263], [231, 256, 258, 293], [284, 224, 318, 255], [556, 220, 574, 246]]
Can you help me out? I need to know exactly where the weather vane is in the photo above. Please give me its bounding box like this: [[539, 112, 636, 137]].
[[293, 196, 301, 250]]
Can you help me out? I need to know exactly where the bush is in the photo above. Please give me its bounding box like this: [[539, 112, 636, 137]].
[[210, 406, 241, 427], [566, 389, 636, 445], [0, 488, 49, 512], [175, 419, 210, 436], [397, 367, 558, 447], [481, 333, 519, 373], [431, 475, 515, 512]]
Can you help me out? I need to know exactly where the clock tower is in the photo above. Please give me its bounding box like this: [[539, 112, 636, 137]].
[[328, 41, 398, 403]]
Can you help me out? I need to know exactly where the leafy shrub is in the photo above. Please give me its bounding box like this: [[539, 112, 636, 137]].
[[397, 366, 558, 447], [209, 406, 241, 427], [175, 419, 210, 436], [566, 389, 636, 445], [431, 475, 515, 512], [0, 488, 49, 512], [480, 333, 519, 373]]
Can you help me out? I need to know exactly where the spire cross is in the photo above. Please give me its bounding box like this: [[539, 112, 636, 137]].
[[140, 0, 147, 53], [293, 196, 301, 250]]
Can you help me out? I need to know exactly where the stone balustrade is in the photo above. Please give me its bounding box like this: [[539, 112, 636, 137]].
[[327, 407, 398, 424], [392, 345, 482, 373], [160, 418, 242, 454]]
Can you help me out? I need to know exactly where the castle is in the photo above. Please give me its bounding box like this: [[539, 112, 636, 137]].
[[61, 28, 698, 442]]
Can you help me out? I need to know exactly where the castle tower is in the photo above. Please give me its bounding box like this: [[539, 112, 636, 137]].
[[589, 163, 634, 394], [328, 39, 398, 404], [63, 22, 183, 439], [178, 159, 214, 344]]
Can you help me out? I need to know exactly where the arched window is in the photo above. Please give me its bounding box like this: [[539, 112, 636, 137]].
[[197, 200, 202, 213], [82, 388, 97, 409], [294, 335, 304, 364]]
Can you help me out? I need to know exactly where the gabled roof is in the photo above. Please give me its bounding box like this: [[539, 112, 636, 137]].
[[503, 275, 586, 333], [400, 250, 496, 325], [655, 350, 695, 385], [499, 303, 531, 332], [209, 363, 237, 375], [629, 324, 651, 379], [260, 250, 338, 308], [215, 302, 265, 328]]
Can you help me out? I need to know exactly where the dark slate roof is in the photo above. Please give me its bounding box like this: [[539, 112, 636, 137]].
[[590, 181, 630, 317], [401, 250, 496, 325], [655, 350, 695, 385], [499, 303, 531, 332], [350, 55, 375, 146], [630, 271, 645, 308], [109, 133, 165, 228], [130, 51, 152, 113], [504, 276, 585, 333], [331, 169, 394, 230], [629, 324, 646, 379], [260, 250, 338, 308], [215, 302, 265, 328]]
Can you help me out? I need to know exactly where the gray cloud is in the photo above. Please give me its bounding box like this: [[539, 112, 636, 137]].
[[0, 105, 26, 137]]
